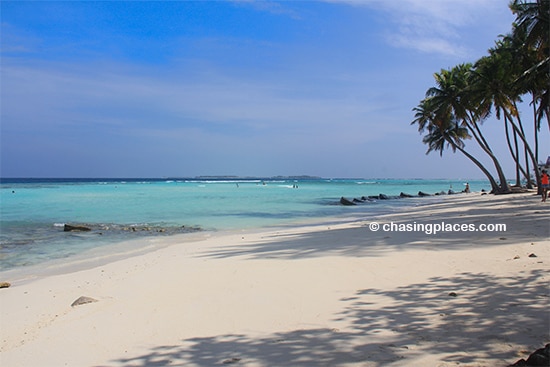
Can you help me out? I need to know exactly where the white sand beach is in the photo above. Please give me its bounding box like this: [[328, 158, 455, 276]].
[[1, 192, 549, 367]]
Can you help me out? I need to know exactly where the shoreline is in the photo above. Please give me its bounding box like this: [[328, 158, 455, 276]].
[[1, 192, 548, 366], [0, 191, 473, 277]]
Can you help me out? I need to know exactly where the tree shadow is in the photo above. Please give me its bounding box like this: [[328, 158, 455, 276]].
[[109, 269, 549, 367], [197, 194, 548, 260], [105, 195, 548, 366]]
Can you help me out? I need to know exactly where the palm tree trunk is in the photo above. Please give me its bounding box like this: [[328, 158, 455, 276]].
[[514, 101, 533, 188], [462, 118, 510, 193], [513, 128, 521, 186], [446, 137, 499, 193], [503, 108, 541, 191], [533, 95, 541, 193], [505, 117, 530, 185]]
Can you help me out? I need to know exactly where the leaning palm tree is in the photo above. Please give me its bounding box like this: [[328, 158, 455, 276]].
[[426, 65, 510, 193], [472, 46, 541, 189], [412, 99, 500, 192]]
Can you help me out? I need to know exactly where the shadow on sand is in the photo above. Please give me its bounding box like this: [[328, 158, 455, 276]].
[[110, 270, 548, 366], [110, 195, 549, 366]]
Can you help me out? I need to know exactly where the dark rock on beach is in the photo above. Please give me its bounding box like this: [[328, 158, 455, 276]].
[[340, 197, 356, 206], [378, 194, 389, 200], [418, 191, 431, 197], [400, 192, 414, 198], [509, 344, 550, 366], [64, 224, 92, 232]]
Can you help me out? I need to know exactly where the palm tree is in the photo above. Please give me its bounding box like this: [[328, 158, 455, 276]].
[[510, 0, 550, 130], [426, 65, 510, 193], [510, 0, 549, 57], [411, 1, 549, 194], [471, 44, 537, 187], [474, 37, 544, 190], [411, 99, 500, 192]]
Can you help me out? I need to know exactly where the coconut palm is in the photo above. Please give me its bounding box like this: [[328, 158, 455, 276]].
[[510, 0, 550, 130], [426, 65, 510, 193], [510, 0, 549, 57], [411, 99, 500, 192], [411, 0, 549, 194], [472, 43, 541, 189]]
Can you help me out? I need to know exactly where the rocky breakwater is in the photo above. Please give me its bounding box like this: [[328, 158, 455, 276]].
[[339, 189, 472, 206]]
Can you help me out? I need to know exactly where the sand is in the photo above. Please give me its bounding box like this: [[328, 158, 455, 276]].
[[0, 192, 548, 367]]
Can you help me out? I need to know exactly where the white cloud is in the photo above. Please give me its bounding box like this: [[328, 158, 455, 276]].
[[323, 0, 511, 57]]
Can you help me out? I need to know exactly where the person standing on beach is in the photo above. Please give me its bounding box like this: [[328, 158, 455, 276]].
[[541, 170, 549, 202]]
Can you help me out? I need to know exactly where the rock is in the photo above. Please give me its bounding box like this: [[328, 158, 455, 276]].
[[71, 296, 98, 307], [418, 191, 431, 197], [399, 192, 414, 198], [64, 224, 91, 232], [525, 344, 550, 366], [340, 197, 356, 206], [0, 281, 11, 289], [529, 253, 538, 258], [448, 189, 456, 195], [509, 344, 550, 366], [448, 292, 458, 297], [378, 194, 389, 200]]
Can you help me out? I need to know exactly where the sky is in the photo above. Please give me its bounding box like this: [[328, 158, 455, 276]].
[[1, 0, 546, 179]]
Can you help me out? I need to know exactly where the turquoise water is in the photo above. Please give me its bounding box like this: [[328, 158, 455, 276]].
[[0, 178, 489, 270]]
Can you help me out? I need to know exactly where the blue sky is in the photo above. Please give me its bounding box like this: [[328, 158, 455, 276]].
[[1, 0, 545, 179]]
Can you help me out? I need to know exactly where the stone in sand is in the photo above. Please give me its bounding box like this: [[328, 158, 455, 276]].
[[71, 296, 98, 307], [0, 281, 11, 289]]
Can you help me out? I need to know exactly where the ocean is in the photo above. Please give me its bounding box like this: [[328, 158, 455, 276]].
[[0, 178, 489, 271]]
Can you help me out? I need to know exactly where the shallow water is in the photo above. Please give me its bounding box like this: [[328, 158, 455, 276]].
[[0, 178, 489, 270]]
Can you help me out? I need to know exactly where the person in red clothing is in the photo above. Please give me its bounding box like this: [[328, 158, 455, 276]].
[[541, 170, 549, 202]]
